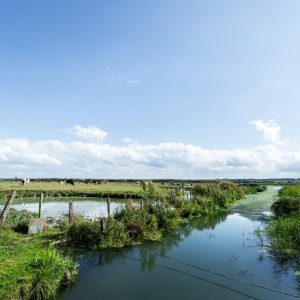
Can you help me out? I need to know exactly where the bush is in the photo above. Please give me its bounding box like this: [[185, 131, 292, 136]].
[[279, 185, 300, 198], [265, 216, 300, 251], [271, 197, 300, 216], [242, 184, 267, 194], [100, 218, 129, 248], [67, 220, 102, 248], [151, 205, 179, 232], [193, 182, 244, 208]]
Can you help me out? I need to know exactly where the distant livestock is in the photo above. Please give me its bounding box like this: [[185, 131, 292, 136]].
[[21, 178, 30, 186], [65, 179, 75, 186]]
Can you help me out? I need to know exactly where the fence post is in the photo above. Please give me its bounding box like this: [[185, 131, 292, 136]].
[[38, 193, 44, 218], [69, 202, 74, 224], [107, 197, 111, 217], [0, 191, 17, 227]]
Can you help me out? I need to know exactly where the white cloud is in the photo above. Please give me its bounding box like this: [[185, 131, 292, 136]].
[[251, 120, 283, 144], [67, 125, 107, 142], [0, 137, 299, 179], [0, 121, 298, 179]]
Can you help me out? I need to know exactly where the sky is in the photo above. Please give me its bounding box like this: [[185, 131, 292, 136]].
[[1, 0, 300, 179]]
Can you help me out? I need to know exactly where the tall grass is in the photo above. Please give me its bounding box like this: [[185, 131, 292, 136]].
[[279, 184, 300, 198], [264, 185, 300, 254], [0, 230, 77, 300]]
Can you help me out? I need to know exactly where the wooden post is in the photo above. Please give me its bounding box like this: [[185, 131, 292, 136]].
[[38, 193, 43, 218], [107, 197, 111, 217], [100, 217, 107, 233], [69, 202, 74, 224], [0, 191, 16, 227]]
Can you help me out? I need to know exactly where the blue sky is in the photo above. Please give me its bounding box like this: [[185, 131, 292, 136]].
[[1, 1, 300, 178]]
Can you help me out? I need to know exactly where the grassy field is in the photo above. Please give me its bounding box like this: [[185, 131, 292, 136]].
[[0, 181, 158, 203]]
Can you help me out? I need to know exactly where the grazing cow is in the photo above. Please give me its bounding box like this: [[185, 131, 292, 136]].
[[65, 179, 75, 186], [21, 178, 30, 186]]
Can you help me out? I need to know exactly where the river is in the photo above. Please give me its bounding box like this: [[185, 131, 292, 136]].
[[57, 186, 300, 300]]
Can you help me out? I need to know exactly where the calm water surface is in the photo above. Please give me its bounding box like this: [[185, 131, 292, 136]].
[[56, 186, 300, 300], [0, 199, 124, 218]]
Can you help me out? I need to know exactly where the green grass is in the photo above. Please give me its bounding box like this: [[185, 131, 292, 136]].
[[0, 230, 77, 300], [265, 216, 300, 253], [278, 184, 300, 198], [0, 181, 165, 203]]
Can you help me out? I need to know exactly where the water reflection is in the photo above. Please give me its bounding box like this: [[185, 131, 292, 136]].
[[96, 212, 229, 272]]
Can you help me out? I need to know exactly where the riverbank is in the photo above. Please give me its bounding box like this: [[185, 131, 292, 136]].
[[0, 230, 77, 300], [263, 185, 300, 254]]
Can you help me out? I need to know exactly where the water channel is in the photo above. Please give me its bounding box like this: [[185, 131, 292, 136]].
[[57, 186, 300, 300]]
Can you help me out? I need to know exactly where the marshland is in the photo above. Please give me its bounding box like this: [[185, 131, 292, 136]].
[[1, 180, 300, 300]]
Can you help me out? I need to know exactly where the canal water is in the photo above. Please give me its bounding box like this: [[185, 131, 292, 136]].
[[58, 186, 300, 300], [0, 198, 125, 219]]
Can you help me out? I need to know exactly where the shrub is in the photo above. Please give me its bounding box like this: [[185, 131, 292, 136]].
[[150, 205, 180, 231], [265, 216, 300, 251], [193, 182, 244, 208], [100, 218, 129, 248], [271, 197, 300, 216], [67, 220, 102, 248], [279, 185, 300, 198]]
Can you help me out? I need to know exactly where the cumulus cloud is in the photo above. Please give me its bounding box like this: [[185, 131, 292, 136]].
[[67, 125, 107, 142], [251, 120, 283, 144], [0, 137, 299, 179], [0, 121, 298, 179]]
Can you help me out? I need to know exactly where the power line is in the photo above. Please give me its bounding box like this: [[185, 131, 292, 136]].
[[156, 252, 300, 299], [125, 256, 259, 300]]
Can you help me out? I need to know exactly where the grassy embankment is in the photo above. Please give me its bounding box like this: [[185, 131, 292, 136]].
[[264, 185, 300, 253], [0, 204, 78, 299], [0, 228, 77, 300]]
